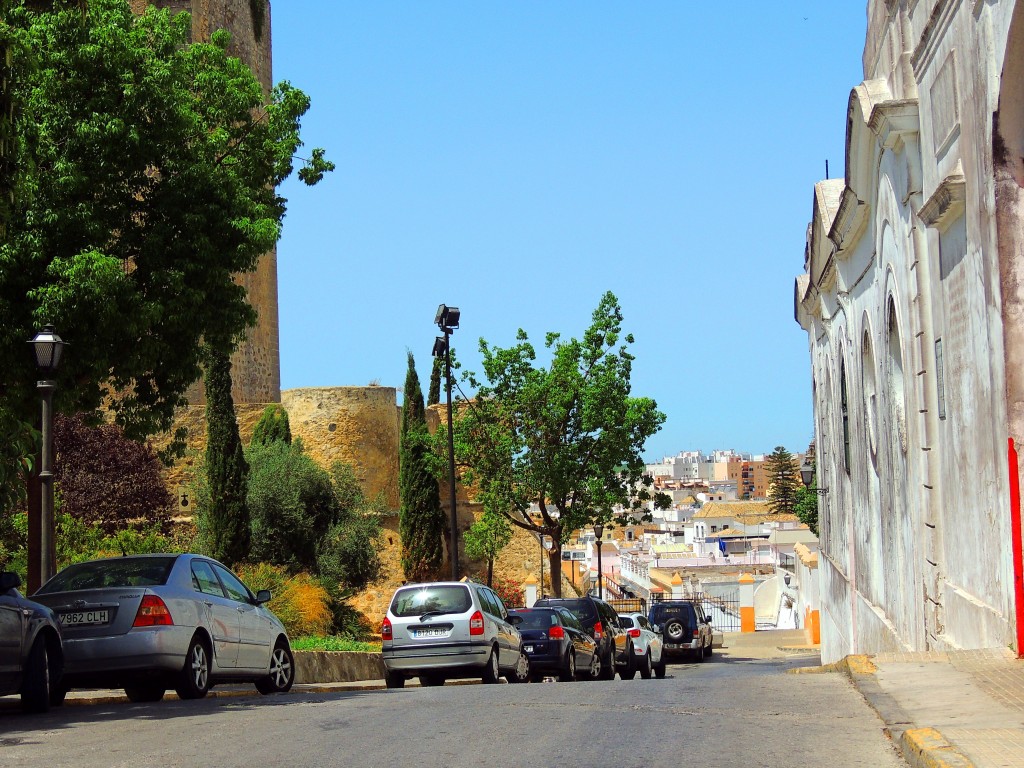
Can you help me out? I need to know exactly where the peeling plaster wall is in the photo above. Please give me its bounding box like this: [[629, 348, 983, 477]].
[[799, 1, 1020, 663]]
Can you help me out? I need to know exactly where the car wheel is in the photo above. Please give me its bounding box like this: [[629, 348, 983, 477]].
[[704, 637, 713, 657], [664, 619, 685, 642], [21, 638, 51, 713], [385, 670, 405, 689], [506, 651, 531, 683], [654, 661, 666, 679], [558, 651, 576, 683], [418, 673, 445, 687], [583, 652, 601, 681], [255, 640, 295, 695], [124, 685, 166, 703], [639, 651, 653, 679], [482, 647, 500, 684], [619, 643, 637, 680], [174, 635, 211, 699], [49, 681, 68, 708], [599, 650, 615, 680]]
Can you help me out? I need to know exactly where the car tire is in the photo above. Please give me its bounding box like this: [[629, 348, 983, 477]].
[[584, 652, 601, 681], [619, 643, 637, 679], [385, 670, 405, 689], [558, 651, 576, 683], [704, 637, 713, 658], [599, 650, 615, 680], [654, 661, 666, 679], [255, 640, 295, 695], [174, 635, 211, 700], [418, 673, 445, 687], [124, 685, 166, 703], [506, 651, 531, 683], [639, 651, 653, 679], [664, 619, 685, 642], [49, 681, 68, 708], [21, 638, 51, 713], [482, 647, 500, 684]]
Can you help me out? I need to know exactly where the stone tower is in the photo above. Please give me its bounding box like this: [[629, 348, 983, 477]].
[[130, 0, 280, 405]]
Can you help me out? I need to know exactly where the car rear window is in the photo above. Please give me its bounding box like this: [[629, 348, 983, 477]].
[[38, 556, 176, 593], [510, 609, 558, 629], [390, 585, 472, 617], [535, 598, 596, 623], [619, 615, 636, 628], [652, 604, 696, 623]]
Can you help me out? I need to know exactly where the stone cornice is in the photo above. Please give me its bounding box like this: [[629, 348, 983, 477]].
[[919, 169, 966, 230], [830, 186, 869, 255], [869, 99, 920, 149], [912, 0, 962, 76]]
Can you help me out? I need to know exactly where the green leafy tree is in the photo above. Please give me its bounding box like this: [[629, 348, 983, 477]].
[[250, 404, 292, 446], [399, 352, 445, 580], [452, 291, 668, 596], [0, 0, 333, 460], [427, 355, 442, 407], [201, 349, 250, 565], [766, 445, 800, 516], [463, 507, 511, 587]]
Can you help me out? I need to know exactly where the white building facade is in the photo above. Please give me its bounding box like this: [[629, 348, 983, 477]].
[[795, 0, 1024, 662]]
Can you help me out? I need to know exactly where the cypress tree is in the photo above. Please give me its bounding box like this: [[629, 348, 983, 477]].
[[204, 349, 250, 565], [427, 355, 442, 407], [251, 403, 292, 446], [400, 352, 445, 580]]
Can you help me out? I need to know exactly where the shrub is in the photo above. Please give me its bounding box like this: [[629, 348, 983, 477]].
[[491, 575, 524, 609], [234, 562, 333, 637], [251, 404, 292, 446]]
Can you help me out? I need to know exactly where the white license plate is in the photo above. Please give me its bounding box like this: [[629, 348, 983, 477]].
[[60, 609, 109, 626], [413, 628, 448, 638], [524, 645, 533, 653]]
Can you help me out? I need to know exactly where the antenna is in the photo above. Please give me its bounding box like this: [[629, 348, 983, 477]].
[[826, 159, 830, 180]]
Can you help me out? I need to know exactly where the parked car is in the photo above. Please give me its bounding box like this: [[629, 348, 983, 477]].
[[507, 606, 599, 682], [648, 600, 713, 661], [533, 595, 632, 680], [31, 554, 294, 703], [381, 581, 528, 688], [618, 612, 665, 679], [0, 571, 64, 712]]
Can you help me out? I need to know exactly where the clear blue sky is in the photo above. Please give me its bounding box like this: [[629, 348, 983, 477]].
[[271, 3, 867, 462]]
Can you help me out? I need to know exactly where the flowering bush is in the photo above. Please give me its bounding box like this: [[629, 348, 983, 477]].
[[491, 575, 525, 609]]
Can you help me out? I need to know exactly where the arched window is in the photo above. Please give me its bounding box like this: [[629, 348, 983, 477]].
[[862, 328, 879, 469], [887, 298, 908, 454], [840, 356, 851, 473]]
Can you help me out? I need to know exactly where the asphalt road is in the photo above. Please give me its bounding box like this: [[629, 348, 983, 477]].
[[0, 652, 906, 768]]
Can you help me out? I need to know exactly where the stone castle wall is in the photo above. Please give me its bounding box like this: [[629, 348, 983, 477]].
[[131, 0, 280, 405]]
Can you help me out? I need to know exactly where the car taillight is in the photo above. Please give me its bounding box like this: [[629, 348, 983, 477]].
[[693, 628, 700, 638], [593, 621, 603, 640], [469, 610, 485, 636], [381, 617, 393, 640], [627, 628, 641, 639], [548, 625, 565, 640], [133, 595, 172, 627]]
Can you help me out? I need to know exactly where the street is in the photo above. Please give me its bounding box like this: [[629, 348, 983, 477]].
[[0, 650, 906, 768]]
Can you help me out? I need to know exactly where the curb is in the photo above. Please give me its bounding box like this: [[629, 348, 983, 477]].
[[790, 655, 976, 768]]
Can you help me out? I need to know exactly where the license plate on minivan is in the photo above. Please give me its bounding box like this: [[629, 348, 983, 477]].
[[413, 627, 448, 638], [60, 609, 109, 626]]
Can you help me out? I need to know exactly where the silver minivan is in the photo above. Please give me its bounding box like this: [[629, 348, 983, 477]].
[[381, 581, 528, 687]]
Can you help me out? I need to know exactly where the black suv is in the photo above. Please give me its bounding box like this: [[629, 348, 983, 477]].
[[648, 600, 713, 661], [533, 596, 633, 680]]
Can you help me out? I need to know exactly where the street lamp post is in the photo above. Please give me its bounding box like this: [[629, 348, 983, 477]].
[[593, 523, 604, 599], [29, 325, 66, 589], [800, 457, 829, 495], [433, 304, 460, 581]]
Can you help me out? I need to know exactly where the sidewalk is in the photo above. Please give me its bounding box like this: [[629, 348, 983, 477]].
[[812, 647, 1024, 768]]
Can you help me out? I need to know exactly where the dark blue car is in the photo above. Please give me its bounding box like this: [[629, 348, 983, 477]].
[[507, 606, 599, 682]]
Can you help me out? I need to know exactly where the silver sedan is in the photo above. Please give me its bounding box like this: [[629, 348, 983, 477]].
[[32, 553, 294, 703]]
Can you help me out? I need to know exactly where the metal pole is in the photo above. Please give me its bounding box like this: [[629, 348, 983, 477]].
[[539, 537, 544, 599], [445, 332, 459, 580], [38, 380, 56, 587], [597, 542, 603, 599]]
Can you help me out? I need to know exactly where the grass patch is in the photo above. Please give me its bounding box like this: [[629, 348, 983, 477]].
[[291, 635, 382, 653]]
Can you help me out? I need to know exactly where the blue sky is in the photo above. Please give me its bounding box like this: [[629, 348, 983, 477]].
[[271, 3, 867, 462]]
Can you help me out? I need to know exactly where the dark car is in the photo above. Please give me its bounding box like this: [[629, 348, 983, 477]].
[[533, 596, 633, 680], [648, 600, 713, 661], [0, 571, 64, 712], [507, 606, 599, 682]]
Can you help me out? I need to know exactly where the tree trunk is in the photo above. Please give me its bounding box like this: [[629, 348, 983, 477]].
[[486, 556, 493, 587], [549, 541, 562, 597]]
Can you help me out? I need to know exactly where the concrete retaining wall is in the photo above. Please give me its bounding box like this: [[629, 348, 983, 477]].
[[293, 651, 386, 684]]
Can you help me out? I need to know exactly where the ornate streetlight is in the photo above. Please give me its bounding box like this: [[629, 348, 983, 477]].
[[29, 325, 66, 587], [433, 304, 460, 580]]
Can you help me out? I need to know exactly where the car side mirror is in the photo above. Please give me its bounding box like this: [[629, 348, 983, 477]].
[[0, 571, 21, 592], [509, 615, 523, 626], [254, 589, 272, 604]]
